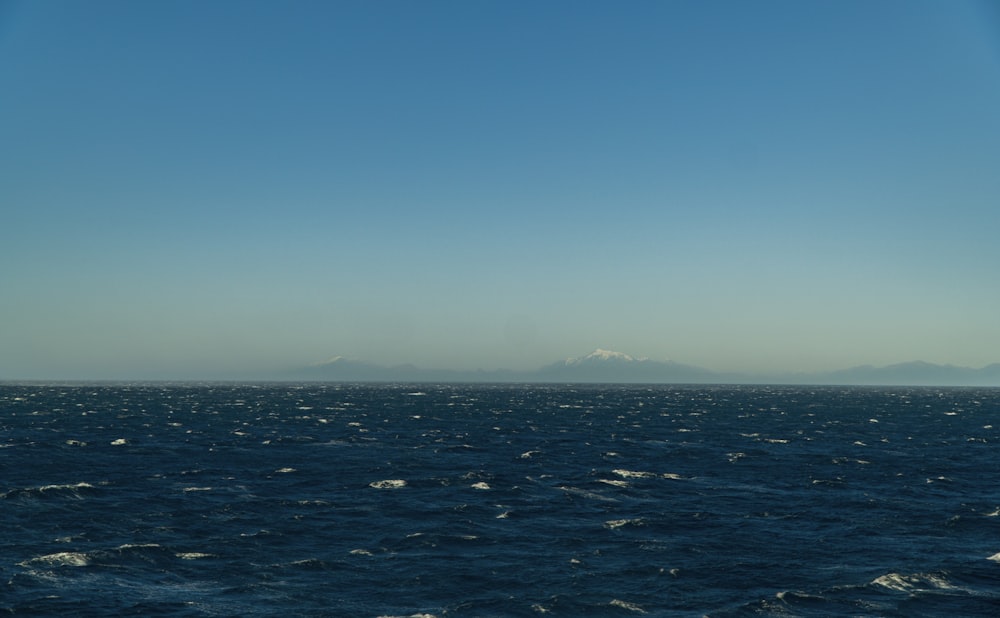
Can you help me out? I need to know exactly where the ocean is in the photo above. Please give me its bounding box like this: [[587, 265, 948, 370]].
[[2, 383, 1000, 616]]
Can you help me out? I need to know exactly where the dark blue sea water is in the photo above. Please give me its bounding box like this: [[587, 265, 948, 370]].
[[3, 383, 1000, 616]]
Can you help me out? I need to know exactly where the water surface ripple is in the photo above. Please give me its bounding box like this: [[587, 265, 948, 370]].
[[3, 383, 1000, 616]]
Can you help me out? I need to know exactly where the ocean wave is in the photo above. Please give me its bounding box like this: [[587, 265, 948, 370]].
[[597, 479, 629, 487], [871, 572, 960, 593], [558, 486, 618, 502], [5, 383, 1000, 615], [176, 552, 215, 560], [1, 482, 97, 500], [604, 518, 644, 529], [611, 469, 656, 479], [608, 599, 646, 613], [19, 552, 90, 567], [370, 479, 407, 489]]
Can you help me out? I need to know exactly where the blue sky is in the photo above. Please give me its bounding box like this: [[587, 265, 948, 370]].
[[2, 0, 999, 380]]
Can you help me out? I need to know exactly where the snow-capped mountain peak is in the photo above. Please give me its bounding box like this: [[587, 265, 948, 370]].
[[565, 349, 648, 365], [313, 356, 346, 366]]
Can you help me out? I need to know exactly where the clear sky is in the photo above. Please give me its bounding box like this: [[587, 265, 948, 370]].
[[2, 0, 999, 380]]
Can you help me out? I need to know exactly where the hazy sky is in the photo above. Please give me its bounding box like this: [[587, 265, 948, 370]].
[[2, 0, 999, 380]]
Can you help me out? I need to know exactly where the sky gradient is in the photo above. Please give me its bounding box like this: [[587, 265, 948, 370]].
[[3, 0, 1000, 380]]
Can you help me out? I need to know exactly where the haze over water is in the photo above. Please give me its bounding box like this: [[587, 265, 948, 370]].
[[2, 1, 999, 381]]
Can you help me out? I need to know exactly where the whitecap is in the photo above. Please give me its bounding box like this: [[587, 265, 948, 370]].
[[612, 469, 656, 479], [661, 473, 684, 480], [609, 599, 646, 613], [597, 479, 629, 487], [41, 482, 95, 492], [183, 487, 214, 492], [110, 438, 128, 445], [176, 552, 214, 560], [470, 481, 490, 490], [349, 549, 373, 556], [833, 457, 869, 466], [988, 552, 1000, 562], [2, 482, 95, 500], [285, 558, 326, 568], [520, 450, 540, 459], [871, 572, 913, 591], [776, 590, 824, 602], [872, 572, 959, 592], [116, 543, 161, 550], [275, 467, 296, 473], [559, 486, 618, 502], [604, 518, 643, 529], [369, 479, 407, 489], [20, 552, 90, 567]]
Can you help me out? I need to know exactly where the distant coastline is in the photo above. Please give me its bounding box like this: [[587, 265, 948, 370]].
[[285, 349, 1000, 387], [5, 350, 999, 386]]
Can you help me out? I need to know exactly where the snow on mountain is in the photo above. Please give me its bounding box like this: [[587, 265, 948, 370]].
[[564, 349, 650, 365], [287, 351, 1000, 385], [313, 356, 346, 366], [540, 350, 716, 382]]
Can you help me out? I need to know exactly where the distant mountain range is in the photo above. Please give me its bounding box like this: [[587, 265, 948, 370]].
[[288, 349, 1000, 386]]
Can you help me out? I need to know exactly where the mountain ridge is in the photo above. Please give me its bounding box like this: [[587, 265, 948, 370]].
[[289, 350, 1000, 386]]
